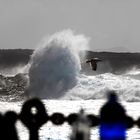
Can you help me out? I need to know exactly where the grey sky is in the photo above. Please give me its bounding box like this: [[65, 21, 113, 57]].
[[0, 0, 140, 52]]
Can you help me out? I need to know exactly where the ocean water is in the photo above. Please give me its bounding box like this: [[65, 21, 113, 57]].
[[1, 30, 140, 139]]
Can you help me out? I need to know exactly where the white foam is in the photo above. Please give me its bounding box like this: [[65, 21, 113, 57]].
[[125, 67, 140, 75], [63, 73, 140, 102]]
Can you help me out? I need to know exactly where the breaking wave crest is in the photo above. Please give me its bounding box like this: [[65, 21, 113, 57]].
[[63, 73, 140, 102]]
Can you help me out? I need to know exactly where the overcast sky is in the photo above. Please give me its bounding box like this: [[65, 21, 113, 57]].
[[1, 0, 140, 52]]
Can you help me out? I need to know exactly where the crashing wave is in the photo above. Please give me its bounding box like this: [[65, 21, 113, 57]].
[[27, 30, 89, 99], [1, 70, 140, 102]]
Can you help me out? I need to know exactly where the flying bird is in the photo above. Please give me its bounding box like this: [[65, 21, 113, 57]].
[[86, 58, 102, 71]]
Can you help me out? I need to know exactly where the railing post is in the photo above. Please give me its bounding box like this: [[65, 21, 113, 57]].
[[19, 98, 48, 140], [4, 111, 19, 140]]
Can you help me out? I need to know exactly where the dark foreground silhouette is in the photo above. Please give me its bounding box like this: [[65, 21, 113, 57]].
[[100, 92, 127, 140], [0, 93, 138, 140]]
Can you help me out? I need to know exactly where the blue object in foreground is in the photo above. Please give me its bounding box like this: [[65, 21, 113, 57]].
[[100, 123, 126, 140]]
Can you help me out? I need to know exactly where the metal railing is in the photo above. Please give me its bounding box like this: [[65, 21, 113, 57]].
[[1, 93, 140, 140]]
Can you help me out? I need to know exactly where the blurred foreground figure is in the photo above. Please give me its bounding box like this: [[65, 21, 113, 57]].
[[99, 92, 126, 140], [70, 109, 90, 140], [86, 58, 102, 71]]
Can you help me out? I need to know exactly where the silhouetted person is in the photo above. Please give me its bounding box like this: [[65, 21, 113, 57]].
[[99, 92, 126, 140], [86, 58, 102, 71]]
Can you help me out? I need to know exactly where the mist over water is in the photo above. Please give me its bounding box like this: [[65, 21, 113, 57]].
[[27, 30, 89, 98], [0, 65, 28, 76]]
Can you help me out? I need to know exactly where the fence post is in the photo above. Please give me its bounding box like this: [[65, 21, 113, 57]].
[[20, 98, 48, 140]]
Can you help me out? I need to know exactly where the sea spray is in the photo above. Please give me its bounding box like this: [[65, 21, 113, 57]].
[[27, 30, 89, 98]]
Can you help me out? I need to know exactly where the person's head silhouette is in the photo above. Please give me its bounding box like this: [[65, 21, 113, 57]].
[[100, 91, 127, 140], [107, 91, 118, 103]]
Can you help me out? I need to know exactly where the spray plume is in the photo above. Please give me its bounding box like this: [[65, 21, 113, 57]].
[[27, 30, 89, 98]]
